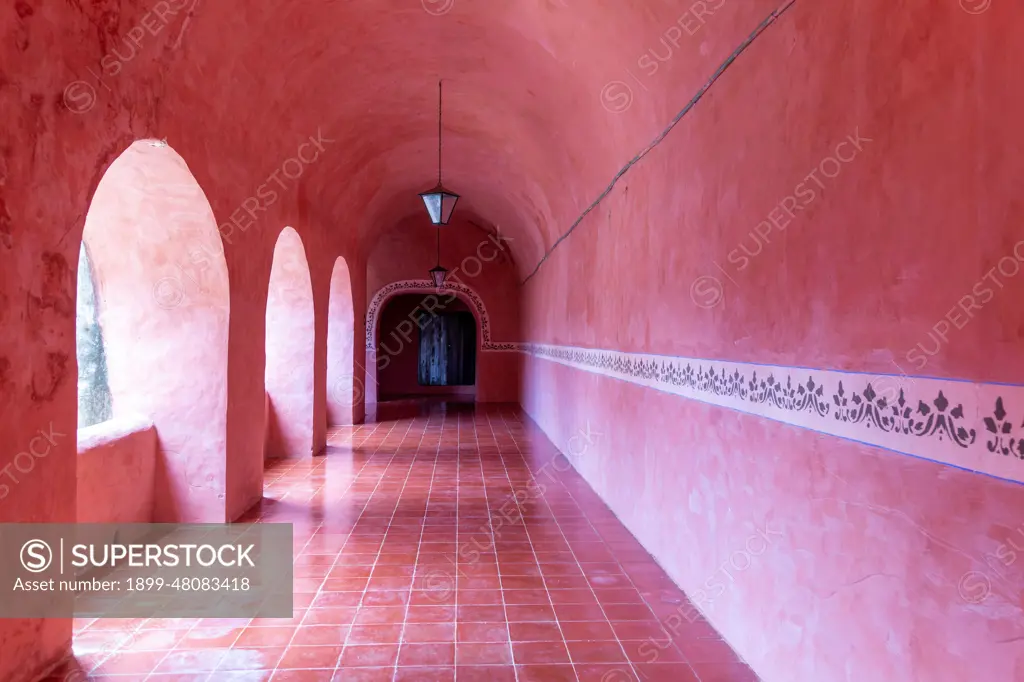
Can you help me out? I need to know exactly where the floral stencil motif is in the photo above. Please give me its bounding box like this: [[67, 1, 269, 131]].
[[832, 382, 976, 447], [366, 280, 515, 351], [520, 344, 1008, 458], [985, 397, 1024, 459]]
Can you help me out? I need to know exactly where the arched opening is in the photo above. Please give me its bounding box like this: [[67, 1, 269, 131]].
[[80, 140, 230, 522], [76, 242, 112, 428], [375, 293, 479, 403], [326, 257, 357, 426], [264, 226, 315, 458]]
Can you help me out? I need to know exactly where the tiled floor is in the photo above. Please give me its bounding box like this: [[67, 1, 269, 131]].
[[47, 401, 758, 681]]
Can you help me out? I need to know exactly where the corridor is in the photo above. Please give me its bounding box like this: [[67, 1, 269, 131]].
[[48, 403, 754, 682], [5, 1, 1024, 680]]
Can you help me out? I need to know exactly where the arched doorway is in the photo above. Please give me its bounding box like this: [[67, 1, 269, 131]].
[[363, 279, 512, 409], [264, 226, 315, 458], [326, 257, 357, 425], [374, 294, 479, 402], [80, 140, 230, 522]]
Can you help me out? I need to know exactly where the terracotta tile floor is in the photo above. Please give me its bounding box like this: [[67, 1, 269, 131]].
[[48, 401, 758, 681]]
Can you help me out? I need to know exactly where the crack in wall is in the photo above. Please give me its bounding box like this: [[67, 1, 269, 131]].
[[520, 0, 799, 285], [819, 572, 902, 601]]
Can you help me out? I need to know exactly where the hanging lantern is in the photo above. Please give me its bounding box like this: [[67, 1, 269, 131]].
[[419, 184, 460, 226], [420, 80, 460, 226], [429, 264, 448, 289], [428, 222, 447, 289]]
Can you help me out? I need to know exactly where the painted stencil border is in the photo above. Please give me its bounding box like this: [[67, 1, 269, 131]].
[[518, 342, 1024, 485], [365, 279, 521, 352]]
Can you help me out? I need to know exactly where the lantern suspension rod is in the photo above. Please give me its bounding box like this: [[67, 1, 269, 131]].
[[437, 80, 443, 185]]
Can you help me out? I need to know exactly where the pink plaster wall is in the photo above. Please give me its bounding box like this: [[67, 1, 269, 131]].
[[524, 359, 1024, 681], [265, 227, 316, 458], [77, 416, 156, 524], [519, 1, 1024, 679]]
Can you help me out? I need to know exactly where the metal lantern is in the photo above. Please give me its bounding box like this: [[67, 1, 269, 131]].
[[420, 80, 460, 226]]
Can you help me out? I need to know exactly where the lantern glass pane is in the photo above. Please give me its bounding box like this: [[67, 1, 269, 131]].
[[421, 193, 443, 224]]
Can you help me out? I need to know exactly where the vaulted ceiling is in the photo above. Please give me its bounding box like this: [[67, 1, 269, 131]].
[[5, 0, 779, 276], [165, 0, 672, 274]]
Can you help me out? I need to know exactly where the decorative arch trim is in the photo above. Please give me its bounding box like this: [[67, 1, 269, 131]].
[[365, 279, 518, 352]]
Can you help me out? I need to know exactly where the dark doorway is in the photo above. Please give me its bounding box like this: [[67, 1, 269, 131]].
[[376, 294, 478, 401], [418, 311, 477, 386]]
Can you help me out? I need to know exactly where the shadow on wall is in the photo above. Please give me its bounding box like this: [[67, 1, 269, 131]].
[[262, 390, 270, 460], [265, 398, 288, 461]]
